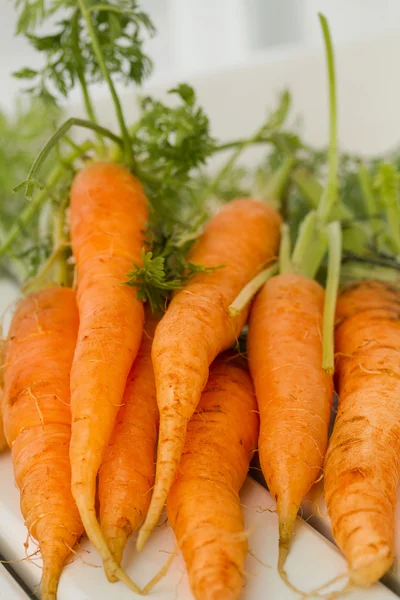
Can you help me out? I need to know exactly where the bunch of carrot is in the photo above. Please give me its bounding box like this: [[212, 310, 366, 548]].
[[1, 2, 400, 600]]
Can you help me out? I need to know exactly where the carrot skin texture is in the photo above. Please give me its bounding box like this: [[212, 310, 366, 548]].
[[2, 288, 83, 600], [167, 356, 259, 600], [99, 313, 159, 579], [248, 273, 333, 561], [138, 199, 281, 549], [325, 280, 400, 586], [69, 162, 148, 584]]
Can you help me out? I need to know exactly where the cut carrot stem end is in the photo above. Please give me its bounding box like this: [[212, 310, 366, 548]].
[[322, 221, 342, 373], [228, 263, 278, 317]]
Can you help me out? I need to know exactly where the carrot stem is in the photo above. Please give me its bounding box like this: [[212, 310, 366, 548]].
[[292, 168, 322, 209], [228, 263, 278, 317], [322, 220, 342, 373], [291, 211, 328, 278], [279, 223, 293, 274], [77, 0, 134, 165], [317, 13, 338, 224], [358, 164, 379, 228], [341, 261, 400, 284], [263, 155, 295, 206]]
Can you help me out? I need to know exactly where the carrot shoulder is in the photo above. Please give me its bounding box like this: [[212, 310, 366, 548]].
[[2, 288, 83, 600], [167, 356, 259, 600], [99, 312, 159, 579], [69, 162, 148, 585], [325, 280, 400, 586], [247, 273, 333, 566], [137, 199, 281, 549]]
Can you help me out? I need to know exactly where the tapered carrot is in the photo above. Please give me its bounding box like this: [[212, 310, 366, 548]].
[[99, 312, 159, 580], [137, 199, 281, 549], [166, 355, 259, 600], [2, 288, 84, 600], [325, 280, 400, 586], [69, 162, 148, 586], [248, 274, 333, 568]]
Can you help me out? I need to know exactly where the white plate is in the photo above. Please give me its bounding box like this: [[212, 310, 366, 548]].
[[0, 450, 395, 600]]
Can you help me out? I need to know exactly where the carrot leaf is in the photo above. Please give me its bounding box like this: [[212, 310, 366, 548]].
[[126, 248, 218, 313], [14, 0, 154, 105]]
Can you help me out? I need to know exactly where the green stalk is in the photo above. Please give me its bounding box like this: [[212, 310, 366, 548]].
[[1, 141, 92, 256], [14, 118, 122, 199], [317, 14, 338, 223], [263, 155, 295, 204], [214, 136, 274, 153], [228, 263, 278, 317], [291, 211, 327, 278], [77, 0, 134, 165], [341, 261, 400, 285], [71, 10, 100, 130], [204, 121, 283, 201], [322, 221, 342, 373], [279, 223, 293, 274], [292, 168, 322, 209], [358, 164, 378, 217]]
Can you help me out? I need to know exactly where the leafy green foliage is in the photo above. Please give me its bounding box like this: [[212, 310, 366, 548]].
[[126, 248, 220, 313], [14, 0, 154, 103], [0, 99, 62, 278], [133, 84, 216, 216]]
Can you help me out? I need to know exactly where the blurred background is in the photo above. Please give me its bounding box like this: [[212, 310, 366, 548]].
[[2, 0, 400, 110]]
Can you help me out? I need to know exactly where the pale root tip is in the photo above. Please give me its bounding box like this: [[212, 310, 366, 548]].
[[136, 526, 150, 552], [278, 513, 296, 571], [102, 527, 128, 583], [350, 547, 393, 587], [41, 564, 61, 600]]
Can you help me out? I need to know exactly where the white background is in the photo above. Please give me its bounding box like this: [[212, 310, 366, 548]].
[[2, 0, 400, 111]]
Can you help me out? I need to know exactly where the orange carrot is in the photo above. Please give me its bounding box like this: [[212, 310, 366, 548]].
[[137, 198, 281, 549], [2, 288, 84, 600], [99, 311, 159, 580], [325, 280, 400, 586], [0, 338, 8, 452], [166, 355, 259, 600], [247, 273, 333, 567], [69, 162, 148, 586]]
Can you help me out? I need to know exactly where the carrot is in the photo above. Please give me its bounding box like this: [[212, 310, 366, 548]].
[[0, 415, 6, 452], [69, 162, 148, 586], [324, 280, 400, 586], [0, 338, 8, 452], [99, 311, 159, 580], [247, 274, 333, 568], [2, 288, 84, 600], [166, 355, 259, 600], [137, 198, 281, 549]]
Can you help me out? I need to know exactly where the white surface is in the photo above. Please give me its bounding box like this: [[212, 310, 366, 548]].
[[0, 565, 29, 600], [0, 451, 395, 600]]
